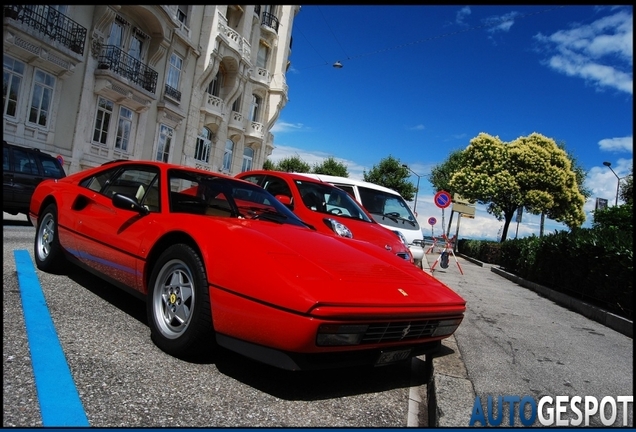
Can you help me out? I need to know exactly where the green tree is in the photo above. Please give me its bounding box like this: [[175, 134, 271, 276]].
[[363, 155, 417, 200], [262, 159, 276, 170], [273, 155, 311, 173], [619, 165, 633, 205], [311, 156, 349, 177], [450, 132, 586, 242], [429, 149, 465, 195], [557, 140, 592, 202]]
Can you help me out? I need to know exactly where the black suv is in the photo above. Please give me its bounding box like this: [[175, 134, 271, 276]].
[[3, 141, 66, 219]]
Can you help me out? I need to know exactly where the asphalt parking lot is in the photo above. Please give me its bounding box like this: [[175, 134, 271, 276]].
[[3, 212, 431, 427]]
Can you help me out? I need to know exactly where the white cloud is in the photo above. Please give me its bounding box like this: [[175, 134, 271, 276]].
[[535, 8, 633, 94], [270, 121, 306, 133], [269, 145, 369, 179], [484, 12, 519, 34], [598, 135, 633, 153], [456, 6, 471, 26]]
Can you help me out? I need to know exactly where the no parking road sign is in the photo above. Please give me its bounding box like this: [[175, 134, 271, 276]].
[[434, 191, 452, 209], [428, 217, 437, 226]]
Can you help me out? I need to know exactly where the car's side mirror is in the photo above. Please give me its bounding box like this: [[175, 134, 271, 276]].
[[112, 193, 149, 215], [275, 194, 293, 208]]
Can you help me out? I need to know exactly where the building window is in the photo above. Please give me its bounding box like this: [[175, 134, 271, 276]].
[[156, 124, 173, 163], [166, 53, 182, 100], [107, 19, 125, 47], [207, 68, 224, 97], [257, 43, 269, 68], [232, 95, 241, 112], [28, 69, 55, 127], [250, 94, 261, 122], [115, 106, 133, 152], [222, 139, 234, 172], [241, 147, 254, 172], [93, 97, 114, 145], [3, 55, 25, 118], [177, 5, 188, 25], [195, 127, 213, 163]]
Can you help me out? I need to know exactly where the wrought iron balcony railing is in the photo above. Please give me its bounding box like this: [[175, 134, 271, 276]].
[[164, 84, 181, 102], [97, 45, 158, 93], [3, 5, 86, 55], [261, 12, 279, 33]]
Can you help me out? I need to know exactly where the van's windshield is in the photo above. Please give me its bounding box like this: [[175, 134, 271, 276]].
[[358, 186, 418, 226]]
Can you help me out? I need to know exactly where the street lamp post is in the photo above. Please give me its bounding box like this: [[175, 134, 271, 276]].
[[603, 161, 622, 206], [402, 164, 421, 213]]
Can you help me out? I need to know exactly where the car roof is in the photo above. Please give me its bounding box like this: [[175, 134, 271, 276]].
[[239, 170, 337, 187], [291, 173, 401, 196], [100, 159, 242, 179]]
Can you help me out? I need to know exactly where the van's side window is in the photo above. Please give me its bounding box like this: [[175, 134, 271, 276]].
[[334, 184, 355, 197]]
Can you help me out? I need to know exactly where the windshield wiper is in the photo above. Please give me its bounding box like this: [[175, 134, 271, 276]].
[[250, 209, 288, 223]]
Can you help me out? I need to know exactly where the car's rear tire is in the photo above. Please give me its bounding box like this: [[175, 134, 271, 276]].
[[147, 244, 213, 358], [34, 203, 66, 272]]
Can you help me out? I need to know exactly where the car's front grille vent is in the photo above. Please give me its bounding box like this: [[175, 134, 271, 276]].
[[362, 320, 438, 344]]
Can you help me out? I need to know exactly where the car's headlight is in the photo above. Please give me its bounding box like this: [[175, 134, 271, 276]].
[[393, 230, 409, 247], [317, 324, 369, 346], [325, 218, 353, 238]]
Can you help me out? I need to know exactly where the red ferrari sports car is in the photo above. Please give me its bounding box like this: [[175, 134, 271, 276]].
[[236, 170, 414, 264], [30, 160, 465, 370]]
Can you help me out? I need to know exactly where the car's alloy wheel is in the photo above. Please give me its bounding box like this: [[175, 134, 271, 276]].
[[34, 203, 65, 272], [147, 244, 213, 357]]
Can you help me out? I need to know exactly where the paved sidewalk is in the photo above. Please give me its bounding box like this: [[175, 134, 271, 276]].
[[421, 247, 633, 427]]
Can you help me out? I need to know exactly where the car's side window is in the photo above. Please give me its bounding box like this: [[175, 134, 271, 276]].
[[263, 177, 292, 200], [81, 169, 116, 192], [40, 158, 64, 179], [102, 168, 160, 212], [13, 149, 39, 175], [3, 147, 10, 171]]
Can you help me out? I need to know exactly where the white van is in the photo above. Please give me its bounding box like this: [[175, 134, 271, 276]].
[[296, 173, 425, 266]]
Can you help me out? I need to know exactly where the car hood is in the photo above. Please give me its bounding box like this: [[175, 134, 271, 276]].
[[204, 220, 465, 316]]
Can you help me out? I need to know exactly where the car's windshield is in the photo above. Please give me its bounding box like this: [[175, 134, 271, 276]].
[[358, 186, 417, 223], [295, 180, 372, 222], [168, 169, 307, 227]]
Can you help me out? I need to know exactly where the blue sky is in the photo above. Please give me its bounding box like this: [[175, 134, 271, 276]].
[[269, 5, 633, 241]]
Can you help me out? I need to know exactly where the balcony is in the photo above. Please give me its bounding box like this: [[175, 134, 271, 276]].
[[200, 93, 225, 126], [247, 121, 265, 140], [261, 12, 279, 34], [164, 84, 181, 103], [217, 21, 251, 60], [228, 111, 245, 132], [96, 45, 158, 93], [4, 5, 86, 55], [252, 67, 271, 86]]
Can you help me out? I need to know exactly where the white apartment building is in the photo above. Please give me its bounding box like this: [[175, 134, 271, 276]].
[[3, 5, 299, 175]]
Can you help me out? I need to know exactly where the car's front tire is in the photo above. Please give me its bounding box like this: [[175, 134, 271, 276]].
[[34, 203, 66, 272], [147, 244, 213, 357]]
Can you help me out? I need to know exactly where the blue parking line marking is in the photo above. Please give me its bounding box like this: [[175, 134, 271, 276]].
[[14, 250, 90, 427]]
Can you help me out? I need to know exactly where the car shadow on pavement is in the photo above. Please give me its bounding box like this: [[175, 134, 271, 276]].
[[62, 265, 432, 401], [213, 347, 429, 401], [65, 266, 148, 325]]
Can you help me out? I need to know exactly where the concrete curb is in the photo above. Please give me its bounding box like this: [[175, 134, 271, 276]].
[[490, 266, 633, 338], [429, 335, 476, 427]]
